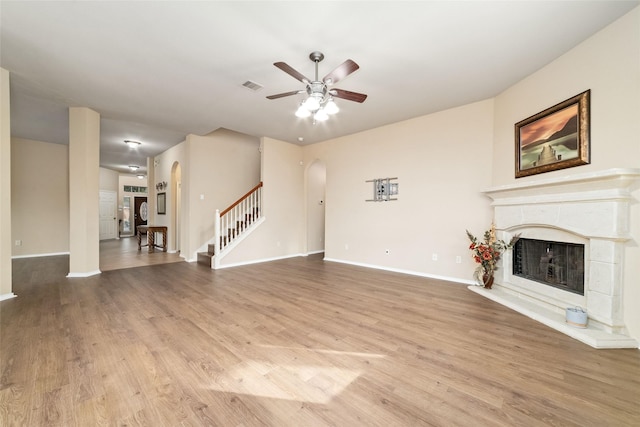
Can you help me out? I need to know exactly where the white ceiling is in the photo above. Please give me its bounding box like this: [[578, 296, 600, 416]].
[[1, 1, 638, 175]]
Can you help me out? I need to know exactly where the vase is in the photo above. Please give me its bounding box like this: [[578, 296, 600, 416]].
[[482, 272, 494, 289]]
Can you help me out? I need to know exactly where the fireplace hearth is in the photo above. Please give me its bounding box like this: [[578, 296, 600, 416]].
[[471, 169, 640, 348]]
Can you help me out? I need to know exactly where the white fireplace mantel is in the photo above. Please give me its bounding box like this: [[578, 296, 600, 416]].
[[483, 168, 640, 210], [471, 168, 640, 349]]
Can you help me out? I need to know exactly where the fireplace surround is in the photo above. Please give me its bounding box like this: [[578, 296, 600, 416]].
[[470, 168, 640, 348]]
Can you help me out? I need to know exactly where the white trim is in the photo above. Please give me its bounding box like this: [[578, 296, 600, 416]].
[[305, 250, 324, 256], [323, 257, 474, 286], [216, 253, 304, 270], [0, 292, 17, 301], [12, 251, 70, 259], [482, 168, 640, 196], [67, 270, 102, 278]]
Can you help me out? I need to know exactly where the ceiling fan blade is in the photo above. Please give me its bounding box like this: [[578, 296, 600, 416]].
[[266, 90, 303, 100], [323, 59, 359, 85], [274, 62, 311, 84], [331, 88, 368, 103]]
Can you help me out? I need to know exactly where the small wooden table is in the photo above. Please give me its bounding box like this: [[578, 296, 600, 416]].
[[137, 225, 168, 253]]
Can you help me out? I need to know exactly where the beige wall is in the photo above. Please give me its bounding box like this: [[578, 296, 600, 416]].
[[223, 102, 494, 276], [0, 68, 12, 299], [153, 128, 260, 261], [219, 137, 304, 266], [99, 167, 119, 192], [304, 100, 495, 282], [492, 8, 640, 184], [119, 174, 148, 189], [11, 138, 70, 257], [492, 7, 640, 339], [188, 129, 261, 260], [154, 136, 187, 253]]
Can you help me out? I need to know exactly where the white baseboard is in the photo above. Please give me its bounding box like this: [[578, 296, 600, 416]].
[[0, 292, 17, 301], [216, 253, 305, 270], [305, 250, 325, 256], [67, 270, 102, 278], [323, 257, 474, 286], [12, 251, 70, 259]]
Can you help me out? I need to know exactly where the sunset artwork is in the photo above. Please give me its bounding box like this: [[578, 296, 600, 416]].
[[519, 104, 578, 170], [515, 90, 590, 178]]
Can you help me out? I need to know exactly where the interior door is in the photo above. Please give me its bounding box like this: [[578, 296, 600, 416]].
[[134, 196, 148, 235], [99, 190, 117, 240], [306, 161, 326, 253]]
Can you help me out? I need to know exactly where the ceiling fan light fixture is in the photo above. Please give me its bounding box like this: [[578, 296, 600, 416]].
[[295, 104, 311, 118], [324, 98, 339, 115], [314, 109, 329, 122], [303, 95, 321, 112], [124, 139, 141, 148]]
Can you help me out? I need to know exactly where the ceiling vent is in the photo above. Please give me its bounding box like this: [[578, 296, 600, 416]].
[[242, 80, 264, 91]]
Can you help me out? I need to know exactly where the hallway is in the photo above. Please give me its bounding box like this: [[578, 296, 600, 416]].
[[99, 236, 183, 271]]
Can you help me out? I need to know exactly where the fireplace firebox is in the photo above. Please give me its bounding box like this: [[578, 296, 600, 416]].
[[513, 238, 584, 295]]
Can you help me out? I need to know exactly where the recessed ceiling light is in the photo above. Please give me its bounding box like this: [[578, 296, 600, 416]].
[[124, 140, 141, 147], [129, 165, 139, 171], [137, 174, 145, 179]]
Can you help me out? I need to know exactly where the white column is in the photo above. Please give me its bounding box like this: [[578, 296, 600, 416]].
[[0, 68, 16, 300], [68, 107, 101, 277], [147, 157, 155, 225]]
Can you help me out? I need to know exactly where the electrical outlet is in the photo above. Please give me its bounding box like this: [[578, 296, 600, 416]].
[[15, 240, 22, 246], [345, 244, 349, 250], [456, 255, 462, 264], [432, 253, 438, 261]]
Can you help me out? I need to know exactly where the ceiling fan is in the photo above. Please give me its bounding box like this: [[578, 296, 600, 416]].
[[267, 51, 367, 121]]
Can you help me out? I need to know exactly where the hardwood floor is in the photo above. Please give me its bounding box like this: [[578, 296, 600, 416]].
[[2, 254, 639, 426], [99, 236, 183, 271]]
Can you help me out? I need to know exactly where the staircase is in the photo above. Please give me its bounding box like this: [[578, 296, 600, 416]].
[[197, 182, 263, 268]]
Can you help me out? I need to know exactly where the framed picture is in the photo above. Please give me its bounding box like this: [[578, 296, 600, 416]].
[[157, 192, 166, 215], [515, 90, 590, 178]]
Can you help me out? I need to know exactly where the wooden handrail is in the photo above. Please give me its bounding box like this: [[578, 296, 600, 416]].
[[220, 182, 263, 216]]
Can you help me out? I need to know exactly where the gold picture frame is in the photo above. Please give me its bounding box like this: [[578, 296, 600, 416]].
[[515, 90, 590, 178]]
